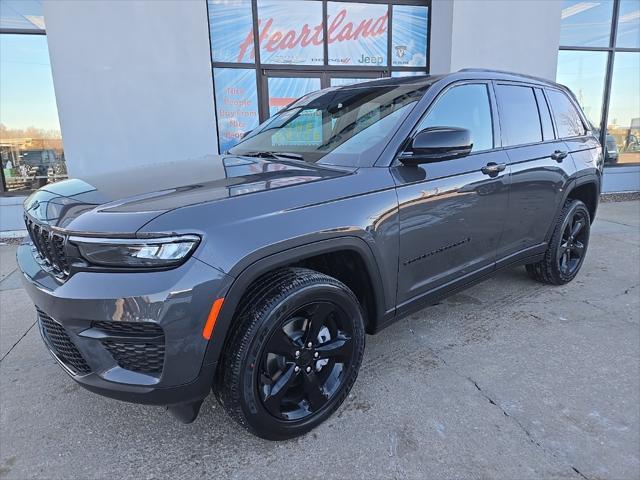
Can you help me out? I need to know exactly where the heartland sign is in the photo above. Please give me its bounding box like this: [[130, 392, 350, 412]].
[[237, 8, 388, 63]]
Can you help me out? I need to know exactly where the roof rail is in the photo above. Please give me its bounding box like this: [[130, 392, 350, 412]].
[[457, 68, 555, 86]]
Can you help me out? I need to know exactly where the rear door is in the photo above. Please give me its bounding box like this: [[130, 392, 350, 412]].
[[393, 81, 510, 309], [495, 83, 577, 262], [545, 88, 602, 181]]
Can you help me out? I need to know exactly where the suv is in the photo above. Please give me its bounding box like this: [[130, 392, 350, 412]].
[[18, 70, 602, 440], [604, 134, 619, 164]]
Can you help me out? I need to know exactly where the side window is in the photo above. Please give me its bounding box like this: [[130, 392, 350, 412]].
[[495, 85, 542, 146], [534, 88, 555, 141], [418, 83, 493, 152], [546, 89, 586, 138]]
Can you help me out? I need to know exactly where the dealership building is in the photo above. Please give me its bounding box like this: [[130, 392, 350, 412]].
[[1, 0, 639, 233]]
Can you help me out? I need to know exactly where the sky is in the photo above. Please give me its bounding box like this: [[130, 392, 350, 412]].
[[0, 34, 62, 133]]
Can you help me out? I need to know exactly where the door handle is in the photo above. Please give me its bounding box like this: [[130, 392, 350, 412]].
[[551, 150, 568, 162], [481, 162, 506, 176]]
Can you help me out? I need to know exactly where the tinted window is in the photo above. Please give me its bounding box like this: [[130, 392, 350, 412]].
[[418, 84, 493, 152], [496, 85, 542, 146], [547, 89, 586, 138], [535, 89, 555, 141]]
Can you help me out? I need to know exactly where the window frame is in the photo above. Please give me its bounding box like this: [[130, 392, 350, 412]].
[[407, 79, 499, 158], [558, 0, 640, 166], [534, 87, 557, 142]]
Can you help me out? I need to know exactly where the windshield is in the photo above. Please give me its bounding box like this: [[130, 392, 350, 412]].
[[228, 81, 430, 167]]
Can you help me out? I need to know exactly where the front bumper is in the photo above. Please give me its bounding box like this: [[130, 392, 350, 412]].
[[17, 242, 233, 406]]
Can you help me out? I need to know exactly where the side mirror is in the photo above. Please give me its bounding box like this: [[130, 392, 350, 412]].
[[399, 127, 473, 165]]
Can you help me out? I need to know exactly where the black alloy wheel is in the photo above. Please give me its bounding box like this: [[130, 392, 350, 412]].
[[217, 267, 365, 440], [259, 301, 354, 421], [557, 207, 588, 277], [526, 199, 591, 285]]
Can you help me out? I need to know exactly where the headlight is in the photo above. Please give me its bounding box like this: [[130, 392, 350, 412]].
[[69, 235, 200, 268]]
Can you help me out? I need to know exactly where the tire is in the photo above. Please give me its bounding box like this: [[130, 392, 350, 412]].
[[526, 199, 591, 285], [216, 267, 365, 440]]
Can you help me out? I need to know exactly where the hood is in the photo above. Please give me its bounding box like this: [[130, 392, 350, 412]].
[[23, 155, 352, 234]]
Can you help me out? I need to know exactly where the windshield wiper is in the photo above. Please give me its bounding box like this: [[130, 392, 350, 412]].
[[241, 151, 306, 161]]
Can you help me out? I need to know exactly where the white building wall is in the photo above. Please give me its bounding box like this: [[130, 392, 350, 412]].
[[431, 0, 562, 80], [42, 0, 219, 178], [429, 0, 454, 74]]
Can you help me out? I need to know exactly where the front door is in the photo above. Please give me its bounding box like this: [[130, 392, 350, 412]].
[[393, 82, 510, 310]]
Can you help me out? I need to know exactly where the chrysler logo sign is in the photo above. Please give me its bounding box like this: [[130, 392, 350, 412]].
[[395, 45, 407, 59]]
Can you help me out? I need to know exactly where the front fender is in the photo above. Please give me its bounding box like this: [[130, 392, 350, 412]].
[[199, 236, 393, 370]]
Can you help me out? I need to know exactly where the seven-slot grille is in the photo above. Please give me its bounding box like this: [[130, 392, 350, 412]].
[[37, 308, 91, 375], [24, 216, 69, 277]]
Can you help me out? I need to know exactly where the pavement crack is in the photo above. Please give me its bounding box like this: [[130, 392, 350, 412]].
[[572, 466, 590, 480], [426, 346, 590, 480], [0, 319, 37, 363], [0, 267, 18, 284]]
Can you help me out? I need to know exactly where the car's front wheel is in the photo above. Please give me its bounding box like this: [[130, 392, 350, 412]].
[[216, 267, 365, 440]]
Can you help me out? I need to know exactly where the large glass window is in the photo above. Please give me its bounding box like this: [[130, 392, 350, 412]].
[[558, 0, 640, 167], [616, 0, 640, 49], [418, 84, 493, 152], [0, 0, 45, 31], [556, 50, 608, 128], [257, 0, 324, 65], [560, 0, 614, 47], [207, 0, 431, 152], [0, 32, 67, 194], [267, 76, 321, 116], [208, 0, 254, 63], [496, 85, 543, 146], [213, 68, 260, 152], [329, 77, 373, 86], [327, 2, 388, 66], [391, 71, 427, 77], [391, 4, 428, 67], [607, 52, 640, 164]]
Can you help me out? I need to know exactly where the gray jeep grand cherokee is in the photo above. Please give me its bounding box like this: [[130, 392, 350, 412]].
[[18, 70, 602, 440]]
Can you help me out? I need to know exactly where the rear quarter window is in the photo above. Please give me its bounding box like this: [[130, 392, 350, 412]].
[[546, 89, 586, 138]]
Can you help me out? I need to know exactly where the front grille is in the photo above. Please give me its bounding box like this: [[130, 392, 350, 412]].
[[92, 321, 164, 336], [102, 340, 165, 374], [25, 216, 69, 277], [37, 308, 91, 375]]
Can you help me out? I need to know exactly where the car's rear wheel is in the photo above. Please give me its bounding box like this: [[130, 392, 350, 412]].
[[216, 267, 365, 440], [526, 199, 591, 285]]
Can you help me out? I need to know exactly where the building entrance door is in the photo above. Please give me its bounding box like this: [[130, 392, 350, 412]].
[[261, 70, 384, 118]]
